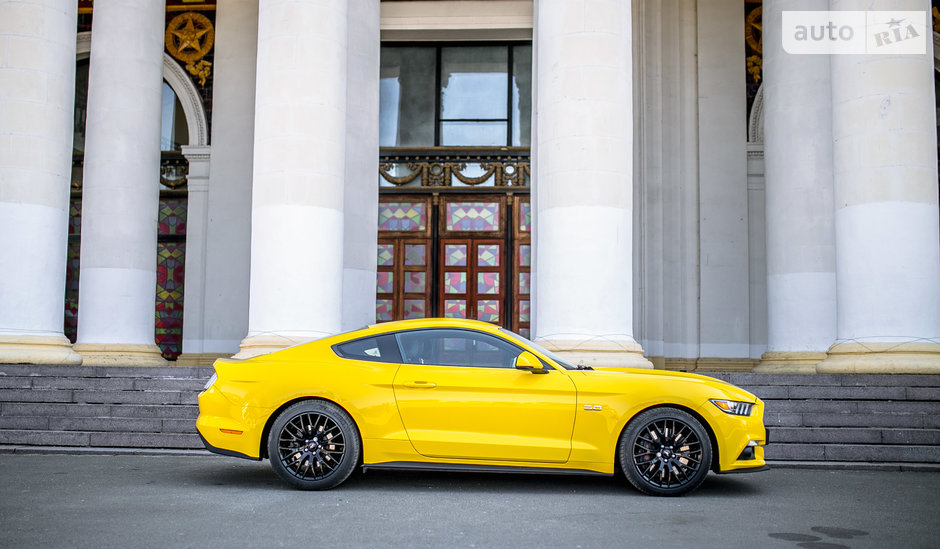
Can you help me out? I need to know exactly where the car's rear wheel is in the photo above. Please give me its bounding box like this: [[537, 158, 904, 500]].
[[619, 407, 712, 496], [267, 400, 360, 490]]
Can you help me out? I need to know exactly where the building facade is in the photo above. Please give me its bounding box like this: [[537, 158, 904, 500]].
[[0, 0, 938, 373]]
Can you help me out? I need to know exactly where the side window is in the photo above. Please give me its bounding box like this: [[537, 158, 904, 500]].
[[333, 334, 402, 363], [397, 329, 523, 369]]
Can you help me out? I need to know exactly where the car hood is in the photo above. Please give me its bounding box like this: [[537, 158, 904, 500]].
[[587, 366, 759, 403]]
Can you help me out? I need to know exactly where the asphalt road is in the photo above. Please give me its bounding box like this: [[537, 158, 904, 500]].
[[1, 454, 937, 549]]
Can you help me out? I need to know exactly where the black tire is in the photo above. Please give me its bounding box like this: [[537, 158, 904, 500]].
[[619, 407, 712, 496], [267, 400, 361, 490]]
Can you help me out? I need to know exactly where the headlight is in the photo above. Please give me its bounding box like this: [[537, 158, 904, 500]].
[[203, 372, 217, 391], [710, 399, 753, 416]]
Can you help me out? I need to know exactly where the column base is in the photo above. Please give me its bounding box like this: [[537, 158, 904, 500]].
[[175, 353, 231, 367], [0, 335, 83, 365], [535, 338, 654, 369], [816, 342, 940, 374], [754, 351, 827, 373], [694, 358, 758, 373], [73, 343, 167, 367]]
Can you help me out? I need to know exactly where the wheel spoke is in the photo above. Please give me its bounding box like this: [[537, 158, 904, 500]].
[[631, 415, 704, 490], [276, 411, 347, 481]]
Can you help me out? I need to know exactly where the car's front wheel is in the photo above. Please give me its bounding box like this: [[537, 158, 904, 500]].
[[267, 400, 360, 490], [619, 407, 712, 496]]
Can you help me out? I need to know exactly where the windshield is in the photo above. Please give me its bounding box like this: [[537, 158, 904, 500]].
[[498, 327, 579, 370]]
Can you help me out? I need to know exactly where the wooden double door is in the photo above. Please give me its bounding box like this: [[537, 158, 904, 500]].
[[376, 194, 531, 337]]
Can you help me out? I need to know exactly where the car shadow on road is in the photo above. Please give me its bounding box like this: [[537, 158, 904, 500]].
[[184, 457, 763, 497]]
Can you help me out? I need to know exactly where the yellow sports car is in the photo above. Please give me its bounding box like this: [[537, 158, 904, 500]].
[[197, 318, 768, 496]]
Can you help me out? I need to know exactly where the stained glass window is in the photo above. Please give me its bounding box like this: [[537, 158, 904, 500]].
[[377, 244, 394, 266], [155, 197, 187, 360], [378, 202, 427, 231], [477, 300, 500, 323], [444, 272, 467, 294], [519, 300, 530, 323], [477, 272, 500, 294], [404, 244, 426, 266], [155, 241, 185, 359], [444, 299, 467, 318], [518, 201, 531, 232], [519, 244, 531, 267], [376, 299, 393, 321], [446, 202, 499, 231], [376, 272, 394, 294], [64, 198, 82, 343], [404, 272, 426, 294], [477, 244, 500, 267], [403, 299, 426, 319], [519, 272, 531, 295], [445, 244, 468, 266]]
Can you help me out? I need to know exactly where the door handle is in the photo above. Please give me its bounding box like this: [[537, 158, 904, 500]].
[[403, 381, 437, 388]]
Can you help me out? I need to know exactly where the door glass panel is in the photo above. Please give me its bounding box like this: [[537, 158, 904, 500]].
[[445, 244, 467, 266], [477, 272, 500, 295], [376, 272, 394, 294], [404, 272, 426, 293], [519, 272, 530, 294], [477, 244, 500, 267], [518, 201, 531, 232], [444, 299, 467, 318], [477, 300, 500, 323], [376, 299, 393, 321], [403, 299, 426, 319], [519, 244, 531, 267], [377, 243, 395, 266], [404, 243, 426, 266], [444, 272, 467, 294], [519, 300, 530, 322]]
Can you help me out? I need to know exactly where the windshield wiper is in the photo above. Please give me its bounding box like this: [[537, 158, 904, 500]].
[[576, 364, 594, 370]]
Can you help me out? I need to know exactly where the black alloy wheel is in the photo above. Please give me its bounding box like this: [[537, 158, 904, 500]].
[[267, 400, 360, 490], [619, 407, 712, 496]]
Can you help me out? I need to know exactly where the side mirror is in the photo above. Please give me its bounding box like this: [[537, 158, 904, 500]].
[[514, 351, 548, 374]]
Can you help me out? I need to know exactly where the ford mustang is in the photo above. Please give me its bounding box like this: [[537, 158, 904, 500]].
[[197, 318, 768, 496]]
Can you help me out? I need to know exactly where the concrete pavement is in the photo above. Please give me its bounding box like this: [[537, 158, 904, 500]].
[[1, 454, 937, 548]]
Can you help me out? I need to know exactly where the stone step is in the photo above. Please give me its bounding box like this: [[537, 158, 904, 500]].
[[0, 364, 212, 378], [0, 388, 199, 406], [769, 427, 940, 445], [1, 402, 198, 419], [766, 443, 940, 463], [0, 429, 201, 449], [765, 411, 932, 428]]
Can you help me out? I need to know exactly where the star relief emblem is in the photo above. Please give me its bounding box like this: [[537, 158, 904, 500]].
[[165, 12, 215, 64]]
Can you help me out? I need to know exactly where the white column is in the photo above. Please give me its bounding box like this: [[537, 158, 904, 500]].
[[341, 0, 380, 331], [237, 0, 348, 357], [533, 0, 651, 368], [196, 0, 257, 360], [179, 145, 210, 364], [74, 0, 166, 366], [695, 0, 751, 370], [0, 0, 81, 365], [756, 0, 836, 373], [819, 0, 940, 373]]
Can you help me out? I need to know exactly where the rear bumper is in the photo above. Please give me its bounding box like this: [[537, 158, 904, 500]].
[[197, 431, 259, 461]]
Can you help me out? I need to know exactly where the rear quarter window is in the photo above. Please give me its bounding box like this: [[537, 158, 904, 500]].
[[332, 334, 402, 363]]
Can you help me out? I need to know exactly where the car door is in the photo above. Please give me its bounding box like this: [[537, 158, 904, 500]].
[[392, 328, 577, 463]]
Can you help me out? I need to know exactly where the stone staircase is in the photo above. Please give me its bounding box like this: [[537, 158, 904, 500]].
[[708, 373, 940, 470], [1, 365, 938, 469], [0, 364, 211, 453]]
